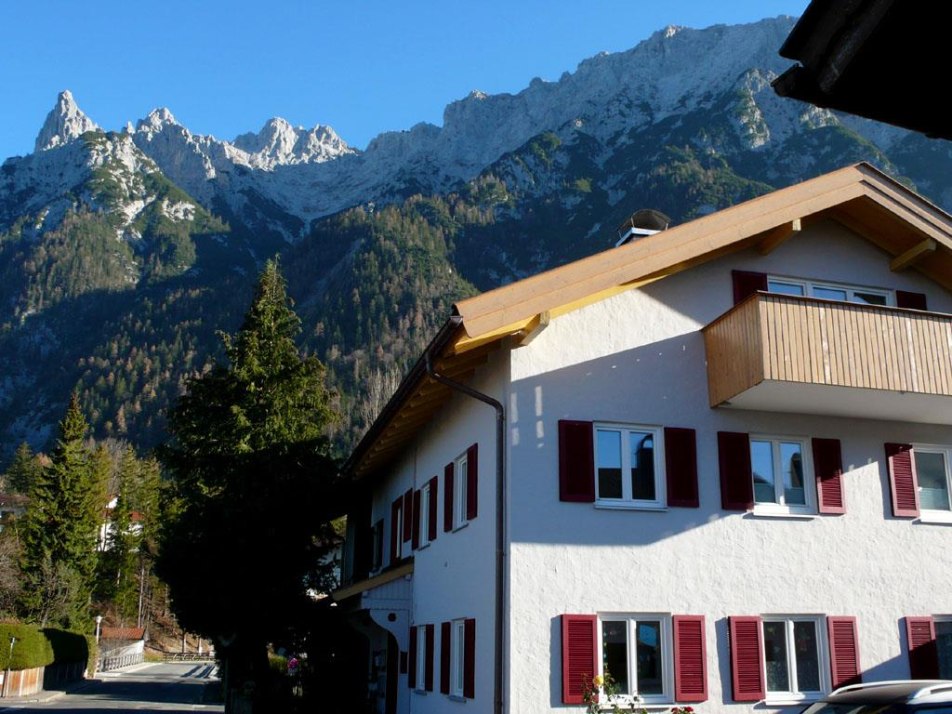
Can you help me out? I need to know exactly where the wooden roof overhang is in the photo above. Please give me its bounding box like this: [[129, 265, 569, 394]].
[[344, 163, 952, 482]]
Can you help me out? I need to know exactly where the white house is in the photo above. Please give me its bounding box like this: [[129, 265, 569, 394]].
[[334, 163, 952, 714]]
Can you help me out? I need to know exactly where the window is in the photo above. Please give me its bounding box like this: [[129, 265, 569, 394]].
[[419, 483, 432, 548], [767, 277, 892, 306], [939, 619, 952, 679], [451, 619, 466, 697], [913, 446, 952, 514], [445, 444, 478, 532], [371, 519, 383, 571], [598, 615, 672, 703], [750, 436, 816, 515], [762, 617, 827, 699], [595, 424, 665, 508], [454, 452, 469, 528]]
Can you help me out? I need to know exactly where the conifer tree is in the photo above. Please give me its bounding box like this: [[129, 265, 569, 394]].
[[158, 259, 340, 712], [19, 393, 102, 628], [3, 442, 41, 495]]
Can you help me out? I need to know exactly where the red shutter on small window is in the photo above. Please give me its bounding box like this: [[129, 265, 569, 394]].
[[718, 432, 753, 510], [390, 498, 400, 564], [559, 420, 595, 502], [412, 490, 422, 549], [732, 270, 768, 304], [665, 427, 699, 508], [402, 489, 414, 542], [813, 438, 846, 514], [906, 616, 938, 679], [408, 626, 417, 688], [425, 623, 435, 691], [673, 615, 708, 702], [444, 462, 454, 532], [464, 618, 476, 699], [561, 614, 597, 704], [896, 291, 928, 311], [729, 616, 765, 702], [885, 443, 920, 517], [440, 621, 451, 694], [828, 616, 862, 688], [428, 476, 438, 542], [466, 443, 478, 520]]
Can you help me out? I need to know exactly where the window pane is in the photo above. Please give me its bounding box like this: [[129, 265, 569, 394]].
[[764, 621, 791, 692], [917, 451, 951, 511], [813, 286, 848, 302], [630, 431, 656, 501], [852, 291, 887, 306], [769, 280, 805, 296], [937, 621, 952, 679], [602, 620, 629, 694], [455, 622, 465, 692], [597, 430, 623, 499], [636, 621, 664, 695], [751, 440, 777, 503], [781, 442, 806, 505], [793, 621, 821, 692], [456, 458, 468, 523]]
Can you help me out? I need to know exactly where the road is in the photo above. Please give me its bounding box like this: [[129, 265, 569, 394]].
[[0, 662, 222, 713]]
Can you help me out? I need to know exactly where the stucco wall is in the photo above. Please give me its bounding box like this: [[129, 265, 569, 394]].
[[505, 221, 952, 713]]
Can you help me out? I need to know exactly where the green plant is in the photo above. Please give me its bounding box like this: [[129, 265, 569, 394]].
[[581, 671, 649, 714], [671, 707, 697, 714], [0, 623, 55, 670]]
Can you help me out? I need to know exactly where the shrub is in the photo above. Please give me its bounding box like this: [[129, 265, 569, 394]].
[[0, 623, 54, 670]]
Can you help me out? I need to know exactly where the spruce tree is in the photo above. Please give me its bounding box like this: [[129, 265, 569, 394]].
[[158, 260, 340, 712], [19, 393, 101, 628], [3, 442, 41, 495]]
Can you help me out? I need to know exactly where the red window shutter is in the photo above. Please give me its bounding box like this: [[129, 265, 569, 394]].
[[412, 490, 422, 549], [828, 616, 862, 689], [561, 614, 597, 704], [813, 438, 846, 514], [673, 615, 708, 702], [440, 621, 451, 694], [444, 462, 454, 532], [729, 616, 765, 702], [390, 498, 400, 564], [425, 623, 435, 691], [732, 270, 768, 304], [466, 443, 478, 520], [464, 618, 476, 698], [402, 489, 414, 542], [408, 626, 417, 688], [896, 291, 928, 311], [428, 476, 438, 542], [906, 616, 938, 679], [558, 420, 595, 502], [665, 427, 699, 508], [885, 443, 920, 517], [718, 432, 753, 511]]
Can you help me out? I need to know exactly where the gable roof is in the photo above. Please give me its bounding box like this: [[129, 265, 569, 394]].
[[346, 163, 952, 478]]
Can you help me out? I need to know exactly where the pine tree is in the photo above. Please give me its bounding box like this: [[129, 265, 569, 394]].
[[158, 259, 340, 712], [19, 393, 102, 628], [3, 442, 41, 495]]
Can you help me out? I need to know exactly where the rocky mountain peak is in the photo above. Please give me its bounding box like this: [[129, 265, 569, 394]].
[[135, 108, 181, 136], [34, 90, 101, 153]]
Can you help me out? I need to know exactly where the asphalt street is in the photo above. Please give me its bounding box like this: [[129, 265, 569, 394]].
[[0, 662, 222, 713]]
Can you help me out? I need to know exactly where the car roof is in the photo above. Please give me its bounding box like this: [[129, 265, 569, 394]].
[[829, 681, 952, 705]]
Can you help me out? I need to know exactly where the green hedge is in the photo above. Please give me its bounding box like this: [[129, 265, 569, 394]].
[[0, 625, 93, 671]]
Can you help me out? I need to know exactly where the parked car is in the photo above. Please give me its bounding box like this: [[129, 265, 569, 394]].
[[800, 681, 952, 714]]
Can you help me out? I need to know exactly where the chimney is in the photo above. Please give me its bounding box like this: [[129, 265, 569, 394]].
[[615, 209, 671, 247]]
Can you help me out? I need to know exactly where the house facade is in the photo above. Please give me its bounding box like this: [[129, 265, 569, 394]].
[[334, 163, 952, 714]]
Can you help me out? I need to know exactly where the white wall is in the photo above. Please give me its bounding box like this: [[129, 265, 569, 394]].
[[505, 221, 952, 713]]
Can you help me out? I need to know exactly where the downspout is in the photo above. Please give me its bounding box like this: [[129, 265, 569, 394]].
[[425, 321, 506, 714]]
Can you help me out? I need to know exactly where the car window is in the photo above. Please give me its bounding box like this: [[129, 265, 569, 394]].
[[912, 708, 952, 714], [799, 703, 897, 714]]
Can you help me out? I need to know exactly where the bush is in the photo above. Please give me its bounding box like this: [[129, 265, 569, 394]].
[[42, 628, 90, 665], [0, 623, 54, 670]]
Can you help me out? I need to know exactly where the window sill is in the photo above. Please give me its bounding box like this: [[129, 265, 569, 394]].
[[448, 694, 467, 703], [451, 520, 470, 533], [413, 689, 429, 695], [764, 694, 822, 707], [918, 510, 952, 525], [747, 507, 817, 520], [595, 501, 668, 512]]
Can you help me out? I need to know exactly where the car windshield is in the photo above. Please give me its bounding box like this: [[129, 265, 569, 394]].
[[800, 703, 898, 714]]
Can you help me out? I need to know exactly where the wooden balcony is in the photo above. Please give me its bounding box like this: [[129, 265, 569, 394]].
[[702, 293, 952, 424]]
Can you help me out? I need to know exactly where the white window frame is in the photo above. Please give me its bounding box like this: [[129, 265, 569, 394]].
[[394, 504, 404, 561], [749, 435, 816, 516], [594, 423, 666, 510], [761, 615, 830, 704], [597, 613, 674, 705], [415, 625, 427, 691], [450, 619, 466, 698], [453, 452, 469, 530], [766, 276, 894, 307], [419, 483, 432, 548], [912, 444, 952, 523]]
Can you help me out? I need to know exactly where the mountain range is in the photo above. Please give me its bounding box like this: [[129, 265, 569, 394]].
[[2, 15, 952, 459]]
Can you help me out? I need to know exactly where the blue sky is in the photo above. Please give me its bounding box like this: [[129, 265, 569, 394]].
[[0, 0, 808, 161]]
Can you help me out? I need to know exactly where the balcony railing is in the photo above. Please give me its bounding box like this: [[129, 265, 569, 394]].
[[702, 293, 952, 423]]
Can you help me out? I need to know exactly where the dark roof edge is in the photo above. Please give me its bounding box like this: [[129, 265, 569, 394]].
[[341, 314, 464, 478]]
